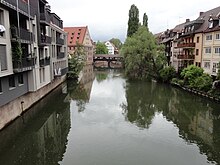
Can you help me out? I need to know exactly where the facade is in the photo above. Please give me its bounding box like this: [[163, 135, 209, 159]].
[[159, 6, 220, 76], [0, 0, 68, 129], [64, 26, 94, 64], [104, 41, 115, 55]]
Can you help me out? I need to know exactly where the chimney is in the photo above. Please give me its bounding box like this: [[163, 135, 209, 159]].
[[199, 12, 204, 16], [186, 19, 190, 23]]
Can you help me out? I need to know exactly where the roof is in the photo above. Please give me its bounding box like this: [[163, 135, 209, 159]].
[[64, 26, 87, 46], [196, 6, 220, 33]]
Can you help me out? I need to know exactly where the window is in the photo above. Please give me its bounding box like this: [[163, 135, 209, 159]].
[[0, 44, 7, 71], [216, 33, 220, 40], [213, 63, 219, 73], [9, 76, 15, 89], [18, 74, 24, 85], [0, 79, 2, 93], [206, 35, 212, 41], [197, 37, 199, 43], [209, 21, 213, 28], [205, 47, 211, 54], [204, 62, 210, 69], [215, 47, 220, 54], [196, 49, 199, 55]]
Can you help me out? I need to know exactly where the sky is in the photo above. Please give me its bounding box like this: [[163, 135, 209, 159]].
[[48, 0, 220, 42]]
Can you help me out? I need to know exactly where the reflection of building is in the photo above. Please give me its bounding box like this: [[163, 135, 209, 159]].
[[0, 84, 70, 164], [79, 64, 95, 101], [189, 110, 213, 146]]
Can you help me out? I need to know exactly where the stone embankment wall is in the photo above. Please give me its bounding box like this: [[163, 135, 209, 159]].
[[0, 76, 66, 130]]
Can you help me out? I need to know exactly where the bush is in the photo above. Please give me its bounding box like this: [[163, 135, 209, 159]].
[[193, 73, 213, 92], [159, 66, 176, 83], [171, 78, 178, 84], [180, 65, 204, 85]]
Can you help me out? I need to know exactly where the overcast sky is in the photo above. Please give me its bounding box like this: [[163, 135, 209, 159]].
[[48, 0, 220, 42]]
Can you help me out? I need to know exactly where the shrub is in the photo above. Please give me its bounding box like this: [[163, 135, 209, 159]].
[[159, 66, 176, 83]]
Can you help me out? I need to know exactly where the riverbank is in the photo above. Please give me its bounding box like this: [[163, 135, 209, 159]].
[[171, 82, 220, 103], [0, 76, 66, 131]]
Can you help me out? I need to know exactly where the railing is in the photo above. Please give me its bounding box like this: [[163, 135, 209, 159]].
[[10, 27, 34, 42], [40, 12, 51, 24], [176, 43, 195, 48], [13, 57, 35, 72], [39, 57, 50, 67], [20, 28, 34, 41], [177, 54, 195, 59], [56, 38, 64, 45], [40, 34, 52, 44], [57, 52, 65, 59], [3, 0, 29, 15]]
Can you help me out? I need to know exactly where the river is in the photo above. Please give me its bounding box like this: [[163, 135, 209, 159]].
[[0, 67, 220, 165]]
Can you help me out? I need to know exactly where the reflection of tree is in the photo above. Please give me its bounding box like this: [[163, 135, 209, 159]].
[[121, 80, 157, 129], [96, 72, 108, 82]]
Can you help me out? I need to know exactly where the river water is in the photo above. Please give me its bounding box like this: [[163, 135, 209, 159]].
[[0, 67, 220, 165]]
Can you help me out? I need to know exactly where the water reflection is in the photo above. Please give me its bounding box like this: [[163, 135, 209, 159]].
[[0, 84, 71, 165], [122, 79, 220, 164], [66, 64, 95, 112]]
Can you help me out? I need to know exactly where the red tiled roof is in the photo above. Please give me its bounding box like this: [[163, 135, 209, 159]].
[[64, 26, 87, 46]]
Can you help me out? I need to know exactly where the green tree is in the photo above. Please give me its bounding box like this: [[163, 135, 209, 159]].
[[95, 41, 108, 54], [127, 4, 139, 37], [159, 66, 176, 83], [109, 38, 123, 50], [67, 43, 86, 80], [121, 26, 166, 79], [193, 73, 212, 92], [180, 65, 204, 86], [143, 13, 148, 30]]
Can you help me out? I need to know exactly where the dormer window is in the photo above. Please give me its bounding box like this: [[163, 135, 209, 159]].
[[209, 18, 213, 28]]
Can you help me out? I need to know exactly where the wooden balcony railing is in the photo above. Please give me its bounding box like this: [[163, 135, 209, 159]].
[[176, 43, 195, 48], [177, 54, 195, 59]]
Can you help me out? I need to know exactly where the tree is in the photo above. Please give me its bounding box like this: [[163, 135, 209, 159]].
[[109, 38, 122, 50], [193, 73, 212, 92], [95, 41, 108, 54], [121, 26, 166, 79], [159, 66, 176, 83], [67, 43, 86, 80], [143, 13, 148, 30], [127, 4, 139, 37], [180, 65, 204, 86]]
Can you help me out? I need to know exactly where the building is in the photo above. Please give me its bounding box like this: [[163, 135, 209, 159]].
[[199, 7, 220, 77], [0, 0, 68, 130], [160, 6, 220, 75], [64, 26, 93, 64], [104, 41, 118, 55]]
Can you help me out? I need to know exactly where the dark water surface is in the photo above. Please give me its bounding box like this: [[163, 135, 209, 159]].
[[1, 68, 220, 165]]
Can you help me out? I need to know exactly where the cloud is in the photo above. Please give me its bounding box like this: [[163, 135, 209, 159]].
[[48, 0, 220, 42]]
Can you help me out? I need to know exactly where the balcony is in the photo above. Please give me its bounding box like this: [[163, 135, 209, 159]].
[[56, 38, 64, 45], [54, 67, 68, 77], [40, 34, 52, 45], [57, 52, 65, 59], [177, 54, 195, 60], [3, 0, 29, 16], [39, 57, 50, 67], [176, 43, 195, 48], [13, 57, 35, 73], [10, 27, 34, 42], [40, 12, 51, 24]]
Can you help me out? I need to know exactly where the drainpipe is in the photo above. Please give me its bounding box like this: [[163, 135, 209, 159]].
[[16, 0, 20, 38]]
